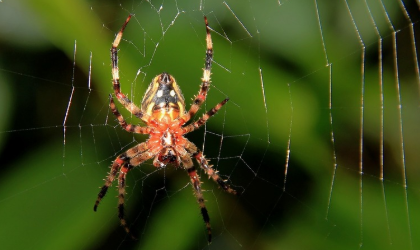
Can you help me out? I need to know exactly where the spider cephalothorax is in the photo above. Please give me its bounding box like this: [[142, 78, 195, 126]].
[[94, 15, 238, 243]]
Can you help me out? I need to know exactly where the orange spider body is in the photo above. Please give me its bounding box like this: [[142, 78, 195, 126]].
[[143, 74, 188, 167]]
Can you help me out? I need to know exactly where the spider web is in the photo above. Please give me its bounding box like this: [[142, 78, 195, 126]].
[[0, 0, 420, 249]]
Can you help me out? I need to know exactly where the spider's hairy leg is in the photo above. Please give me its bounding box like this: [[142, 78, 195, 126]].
[[116, 148, 158, 239], [109, 94, 151, 134], [181, 16, 213, 124], [184, 140, 238, 195], [182, 98, 229, 134], [195, 151, 238, 195], [111, 14, 132, 97], [94, 142, 148, 211], [110, 14, 151, 123], [179, 148, 212, 243], [117, 164, 137, 240], [94, 156, 125, 211]]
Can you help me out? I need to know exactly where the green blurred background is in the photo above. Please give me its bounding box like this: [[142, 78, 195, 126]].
[[0, 0, 420, 249]]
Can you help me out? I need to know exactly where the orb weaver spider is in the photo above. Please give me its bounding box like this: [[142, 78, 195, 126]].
[[93, 14, 239, 243]]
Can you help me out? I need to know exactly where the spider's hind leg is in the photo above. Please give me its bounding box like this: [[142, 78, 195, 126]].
[[94, 143, 149, 211], [94, 155, 126, 211], [116, 146, 156, 239], [117, 164, 138, 240], [179, 149, 212, 243], [183, 140, 238, 195], [194, 151, 239, 196]]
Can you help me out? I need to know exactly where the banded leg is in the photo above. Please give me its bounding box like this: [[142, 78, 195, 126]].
[[181, 16, 213, 124], [116, 149, 157, 239], [94, 142, 149, 211], [179, 150, 212, 243], [109, 95, 151, 134], [117, 164, 137, 240], [94, 156, 125, 211], [195, 151, 238, 196], [111, 14, 151, 123], [182, 98, 229, 134]]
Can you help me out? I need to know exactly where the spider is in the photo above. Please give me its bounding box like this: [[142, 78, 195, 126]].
[[93, 14, 239, 243]]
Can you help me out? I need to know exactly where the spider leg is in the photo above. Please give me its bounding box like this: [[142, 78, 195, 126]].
[[182, 97, 229, 134], [194, 151, 238, 195], [109, 94, 151, 134], [178, 148, 212, 243], [116, 147, 159, 239], [111, 14, 152, 123], [94, 142, 149, 211], [95, 142, 156, 240], [184, 140, 238, 195], [94, 157, 125, 211], [117, 163, 137, 240], [181, 16, 213, 124]]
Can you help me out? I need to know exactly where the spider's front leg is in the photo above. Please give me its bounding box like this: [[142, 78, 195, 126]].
[[110, 14, 152, 124], [180, 16, 213, 124]]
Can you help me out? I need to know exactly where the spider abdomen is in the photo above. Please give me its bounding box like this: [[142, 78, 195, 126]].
[[142, 72, 185, 121]]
